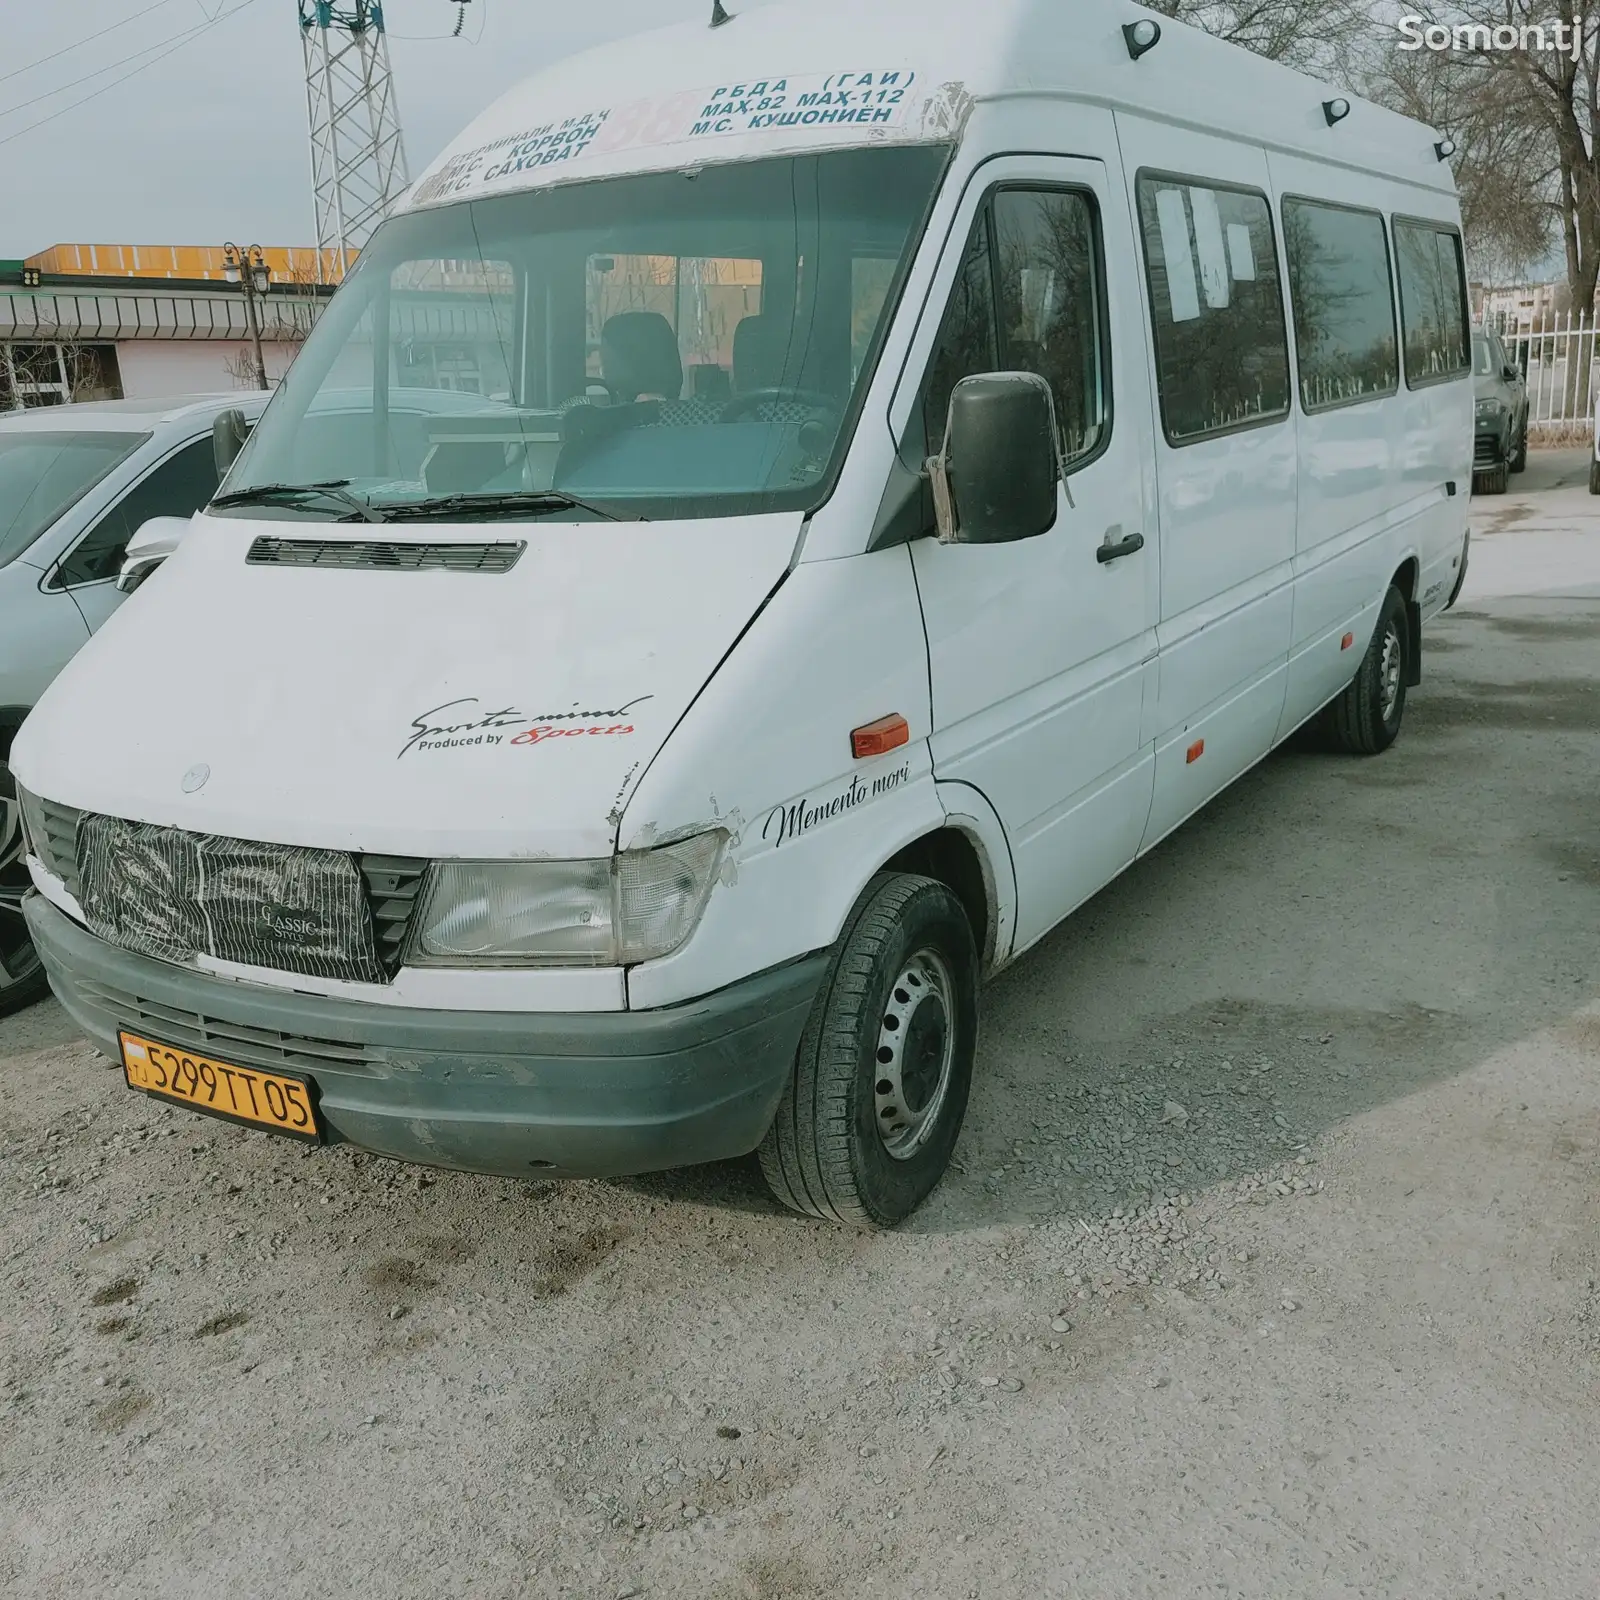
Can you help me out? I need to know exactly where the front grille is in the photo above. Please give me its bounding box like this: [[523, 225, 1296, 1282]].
[[79, 979, 381, 1077], [359, 855, 430, 973], [246, 536, 525, 573], [20, 792, 82, 897], [77, 817, 387, 985]]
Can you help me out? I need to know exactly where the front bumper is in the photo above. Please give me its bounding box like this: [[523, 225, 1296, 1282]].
[[1474, 424, 1507, 470], [25, 895, 826, 1179]]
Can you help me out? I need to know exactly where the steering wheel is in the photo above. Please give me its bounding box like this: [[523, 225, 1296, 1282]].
[[720, 387, 841, 423]]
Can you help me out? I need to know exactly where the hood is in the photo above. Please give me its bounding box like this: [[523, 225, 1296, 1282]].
[[12, 511, 797, 859], [1472, 372, 1503, 403]]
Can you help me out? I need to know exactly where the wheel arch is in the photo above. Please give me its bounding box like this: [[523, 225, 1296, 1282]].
[[1389, 557, 1424, 687], [884, 786, 1017, 977]]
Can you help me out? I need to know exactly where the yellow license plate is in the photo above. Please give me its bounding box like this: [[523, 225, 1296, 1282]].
[[120, 1032, 321, 1142]]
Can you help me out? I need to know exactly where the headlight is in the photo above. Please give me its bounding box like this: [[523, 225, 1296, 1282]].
[[412, 831, 726, 967], [1476, 397, 1504, 415]]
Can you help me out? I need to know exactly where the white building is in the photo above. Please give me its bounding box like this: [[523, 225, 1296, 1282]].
[[0, 254, 329, 409]]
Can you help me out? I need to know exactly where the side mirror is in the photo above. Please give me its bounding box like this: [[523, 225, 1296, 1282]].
[[927, 372, 1060, 545], [212, 408, 253, 478], [1502, 364, 1520, 383], [116, 515, 191, 595]]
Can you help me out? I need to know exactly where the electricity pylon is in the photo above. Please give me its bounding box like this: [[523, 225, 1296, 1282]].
[[299, 0, 410, 279]]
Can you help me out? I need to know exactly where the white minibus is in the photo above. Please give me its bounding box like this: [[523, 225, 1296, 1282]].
[[13, 0, 1472, 1226]]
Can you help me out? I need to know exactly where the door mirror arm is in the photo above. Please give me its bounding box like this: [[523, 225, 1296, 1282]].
[[865, 442, 938, 551]]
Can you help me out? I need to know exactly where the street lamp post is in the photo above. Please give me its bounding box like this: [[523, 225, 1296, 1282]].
[[222, 242, 272, 390]]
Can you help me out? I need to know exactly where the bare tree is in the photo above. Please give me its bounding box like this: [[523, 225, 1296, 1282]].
[[2, 340, 120, 407], [1139, 0, 1375, 73], [1348, 4, 1597, 306], [1362, 30, 1557, 282]]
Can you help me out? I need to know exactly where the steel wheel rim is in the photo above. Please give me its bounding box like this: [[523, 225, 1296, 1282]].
[[0, 784, 41, 992], [873, 948, 956, 1161], [1378, 623, 1403, 724]]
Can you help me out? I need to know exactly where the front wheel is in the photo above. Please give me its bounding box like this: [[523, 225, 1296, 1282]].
[[0, 759, 49, 1018], [1474, 459, 1508, 495], [1508, 423, 1528, 474], [759, 873, 978, 1228], [1589, 457, 1600, 496], [1321, 585, 1409, 756]]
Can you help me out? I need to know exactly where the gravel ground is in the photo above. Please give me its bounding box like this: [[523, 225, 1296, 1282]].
[[6, 511, 1600, 1596]]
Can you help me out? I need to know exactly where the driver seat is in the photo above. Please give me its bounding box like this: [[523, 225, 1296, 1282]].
[[729, 314, 832, 425]]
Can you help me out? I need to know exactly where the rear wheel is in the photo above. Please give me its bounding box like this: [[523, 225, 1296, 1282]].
[[1321, 585, 1408, 756], [0, 760, 49, 1018], [759, 872, 978, 1228]]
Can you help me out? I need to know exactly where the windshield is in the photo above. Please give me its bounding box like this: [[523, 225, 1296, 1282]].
[[225, 145, 949, 521], [0, 430, 148, 568], [1472, 334, 1494, 376]]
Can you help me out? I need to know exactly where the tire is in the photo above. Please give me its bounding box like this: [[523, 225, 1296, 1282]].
[[1508, 422, 1528, 474], [0, 758, 49, 1018], [1589, 457, 1600, 496], [1474, 459, 1508, 495], [759, 872, 978, 1228], [1444, 532, 1469, 611], [1321, 585, 1409, 756]]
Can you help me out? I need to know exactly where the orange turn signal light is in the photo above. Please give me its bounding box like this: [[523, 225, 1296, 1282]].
[[852, 714, 910, 760], [1341, 631, 1354, 650], [1186, 739, 1205, 764]]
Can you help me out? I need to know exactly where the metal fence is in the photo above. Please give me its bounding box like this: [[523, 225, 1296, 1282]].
[[1485, 308, 1598, 443]]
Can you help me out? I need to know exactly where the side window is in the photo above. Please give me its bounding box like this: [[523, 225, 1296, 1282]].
[[1136, 173, 1291, 444], [56, 436, 218, 588], [991, 189, 1107, 463], [922, 209, 998, 454], [921, 187, 1108, 464], [1282, 199, 1398, 412], [1393, 219, 1469, 385]]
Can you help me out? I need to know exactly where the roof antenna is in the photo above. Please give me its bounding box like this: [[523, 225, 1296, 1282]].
[[710, 0, 734, 25]]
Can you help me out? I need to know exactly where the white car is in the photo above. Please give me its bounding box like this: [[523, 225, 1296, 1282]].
[[1591, 391, 1600, 494], [0, 392, 269, 1015], [12, 0, 1471, 1226]]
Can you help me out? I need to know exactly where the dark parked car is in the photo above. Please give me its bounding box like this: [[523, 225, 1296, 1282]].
[[1472, 324, 1528, 494]]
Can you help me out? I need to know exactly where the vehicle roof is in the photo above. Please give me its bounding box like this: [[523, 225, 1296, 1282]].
[[405, 0, 1453, 214], [0, 391, 270, 434]]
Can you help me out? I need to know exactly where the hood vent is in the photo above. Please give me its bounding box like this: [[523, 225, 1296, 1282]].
[[246, 536, 526, 573]]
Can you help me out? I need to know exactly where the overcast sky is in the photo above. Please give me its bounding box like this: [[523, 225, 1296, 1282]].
[[1, 0, 752, 255]]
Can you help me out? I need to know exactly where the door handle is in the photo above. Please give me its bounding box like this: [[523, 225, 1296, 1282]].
[[1096, 529, 1145, 564]]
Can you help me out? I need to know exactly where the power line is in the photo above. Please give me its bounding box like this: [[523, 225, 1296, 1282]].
[[0, 0, 263, 151], [388, 0, 487, 44], [0, 2, 267, 121], [0, 0, 181, 87]]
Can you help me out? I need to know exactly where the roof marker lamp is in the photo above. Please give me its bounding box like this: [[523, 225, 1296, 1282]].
[[1323, 97, 1351, 127], [1122, 18, 1161, 59], [1435, 137, 1457, 161]]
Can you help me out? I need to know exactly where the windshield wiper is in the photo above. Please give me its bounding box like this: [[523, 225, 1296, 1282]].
[[376, 489, 641, 524], [211, 480, 388, 524]]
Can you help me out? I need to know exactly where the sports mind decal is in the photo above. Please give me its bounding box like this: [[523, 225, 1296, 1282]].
[[399, 696, 653, 759]]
